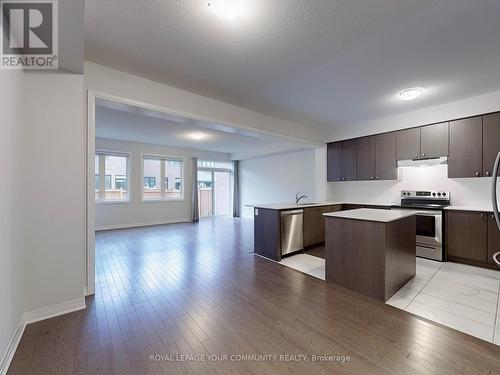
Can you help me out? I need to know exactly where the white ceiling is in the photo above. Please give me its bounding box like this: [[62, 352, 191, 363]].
[[95, 99, 316, 160], [85, 0, 500, 130]]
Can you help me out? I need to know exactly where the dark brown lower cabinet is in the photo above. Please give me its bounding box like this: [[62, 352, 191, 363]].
[[446, 211, 486, 262], [487, 214, 500, 265], [303, 205, 341, 247]]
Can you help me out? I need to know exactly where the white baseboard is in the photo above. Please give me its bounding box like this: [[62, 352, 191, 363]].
[[23, 297, 86, 325], [0, 319, 25, 375], [0, 297, 86, 375], [95, 218, 193, 231]]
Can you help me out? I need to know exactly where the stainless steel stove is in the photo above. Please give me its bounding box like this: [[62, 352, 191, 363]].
[[392, 190, 450, 261]]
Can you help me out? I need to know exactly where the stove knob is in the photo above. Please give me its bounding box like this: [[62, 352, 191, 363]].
[[432, 192, 436, 196], [442, 192, 447, 196], [437, 192, 441, 197]]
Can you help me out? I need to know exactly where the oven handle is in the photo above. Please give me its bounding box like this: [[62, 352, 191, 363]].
[[492, 152, 500, 231]]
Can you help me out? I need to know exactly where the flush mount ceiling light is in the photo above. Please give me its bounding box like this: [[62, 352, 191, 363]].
[[398, 87, 424, 101], [207, 0, 243, 20], [188, 132, 207, 141]]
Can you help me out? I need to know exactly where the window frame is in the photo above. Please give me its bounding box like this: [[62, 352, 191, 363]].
[[95, 150, 131, 204], [141, 153, 185, 202]]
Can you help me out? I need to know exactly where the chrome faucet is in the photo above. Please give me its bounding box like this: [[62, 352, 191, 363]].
[[295, 192, 307, 204]]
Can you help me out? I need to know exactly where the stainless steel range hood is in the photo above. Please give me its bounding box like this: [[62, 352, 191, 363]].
[[397, 156, 448, 168]]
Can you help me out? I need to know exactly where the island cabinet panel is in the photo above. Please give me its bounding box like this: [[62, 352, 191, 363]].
[[483, 113, 500, 177], [375, 132, 397, 180], [487, 214, 500, 265], [446, 211, 487, 262], [325, 215, 415, 301], [341, 140, 357, 181], [356, 137, 376, 181], [253, 208, 281, 261], [420, 122, 449, 159], [396, 128, 420, 160], [448, 116, 483, 178]]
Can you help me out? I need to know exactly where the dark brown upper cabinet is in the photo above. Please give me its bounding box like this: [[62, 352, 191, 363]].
[[341, 140, 357, 181], [396, 128, 420, 160], [483, 113, 500, 177], [327, 142, 342, 181], [356, 137, 376, 180], [446, 211, 487, 262], [448, 116, 483, 178], [375, 132, 397, 180], [327, 140, 356, 181], [396, 123, 449, 161], [420, 122, 449, 159]]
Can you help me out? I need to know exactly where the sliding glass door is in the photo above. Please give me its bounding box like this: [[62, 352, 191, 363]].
[[198, 168, 231, 218], [198, 171, 213, 217], [214, 171, 231, 216]]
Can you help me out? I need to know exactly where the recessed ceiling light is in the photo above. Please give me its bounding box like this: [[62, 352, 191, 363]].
[[207, 1, 242, 20], [398, 87, 424, 101]]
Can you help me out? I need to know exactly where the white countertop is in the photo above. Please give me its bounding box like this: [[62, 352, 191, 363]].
[[444, 205, 494, 212], [323, 208, 417, 223], [248, 201, 392, 210], [248, 201, 497, 213]]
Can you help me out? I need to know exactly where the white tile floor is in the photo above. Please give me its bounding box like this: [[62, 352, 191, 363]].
[[279, 254, 500, 345], [280, 253, 326, 280]]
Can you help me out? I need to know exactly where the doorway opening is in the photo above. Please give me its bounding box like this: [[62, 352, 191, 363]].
[[197, 160, 232, 218]]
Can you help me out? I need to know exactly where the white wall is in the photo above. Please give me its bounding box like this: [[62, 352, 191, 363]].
[[20, 72, 86, 312], [95, 138, 230, 229], [0, 71, 24, 369], [84, 62, 326, 144], [328, 165, 496, 208], [240, 148, 327, 218], [329, 89, 500, 142], [0, 70, 85, 370]]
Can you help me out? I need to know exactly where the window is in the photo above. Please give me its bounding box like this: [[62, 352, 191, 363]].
[[95, 152, 130, 202], [142, 155, 184, 201]]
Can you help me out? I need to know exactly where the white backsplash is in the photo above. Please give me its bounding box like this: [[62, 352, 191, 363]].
[[327, 164, 496, 208]]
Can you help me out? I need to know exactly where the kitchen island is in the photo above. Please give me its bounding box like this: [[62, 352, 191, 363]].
[[324, 208, 416, 301], [251, 202, 392, 261]]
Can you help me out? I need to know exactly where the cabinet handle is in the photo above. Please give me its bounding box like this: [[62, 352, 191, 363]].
[[475, 171, 481, 177], [480, 213, 485, 220], [486, 171, 490, 176]]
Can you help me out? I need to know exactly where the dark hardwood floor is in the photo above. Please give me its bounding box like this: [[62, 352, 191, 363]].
[[8, 218, 500, 374]]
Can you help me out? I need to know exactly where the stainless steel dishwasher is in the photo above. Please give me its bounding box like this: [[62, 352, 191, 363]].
[[281, 209, 304, 256]]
